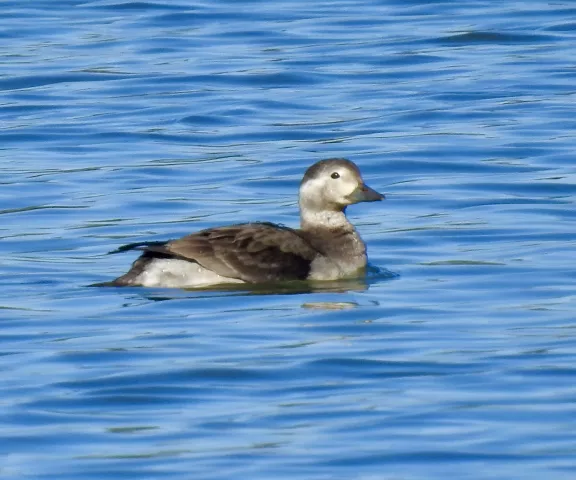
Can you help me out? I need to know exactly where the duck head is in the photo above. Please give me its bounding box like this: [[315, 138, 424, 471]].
[[299, 158, 384, 213]]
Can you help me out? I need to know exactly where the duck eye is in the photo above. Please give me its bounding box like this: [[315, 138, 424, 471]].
[[331, 172, 340, 179]]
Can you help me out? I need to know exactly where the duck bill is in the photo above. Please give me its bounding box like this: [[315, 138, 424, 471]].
[[348, 183, 385, 203]]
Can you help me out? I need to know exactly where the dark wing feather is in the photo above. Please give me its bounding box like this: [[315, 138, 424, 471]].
[[107, 241, 173, 286], [158, 222, 319, 282]]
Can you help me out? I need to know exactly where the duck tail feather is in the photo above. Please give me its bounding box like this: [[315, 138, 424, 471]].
[[108, 241, 168, 254]]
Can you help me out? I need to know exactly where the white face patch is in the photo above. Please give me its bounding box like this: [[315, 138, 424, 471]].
[[300, 166, 362, 210], [326, 168, 359, 204]]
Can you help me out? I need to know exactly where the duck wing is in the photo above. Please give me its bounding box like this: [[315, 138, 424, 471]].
[[142, 222, 320, 282]]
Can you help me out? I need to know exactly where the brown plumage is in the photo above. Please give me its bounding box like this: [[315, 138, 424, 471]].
[[107, 159, 384, 288], [114, 223, 317, 285]]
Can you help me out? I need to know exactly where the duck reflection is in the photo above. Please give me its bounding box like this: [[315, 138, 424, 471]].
[[127, 267, 397, 310]]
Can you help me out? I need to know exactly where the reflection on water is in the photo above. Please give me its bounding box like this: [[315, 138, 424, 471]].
[[302, 301, 359, 310], [93, 265, 398, 297], [187, 277, 372, 295], [103, 273, 395, 300]]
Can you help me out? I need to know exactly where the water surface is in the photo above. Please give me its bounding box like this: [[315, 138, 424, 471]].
[[1, 1, 576, 479]]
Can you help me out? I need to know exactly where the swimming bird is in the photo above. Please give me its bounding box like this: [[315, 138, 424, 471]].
[[109, 158, 384, 288]]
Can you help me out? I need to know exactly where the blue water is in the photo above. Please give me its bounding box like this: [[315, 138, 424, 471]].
[[2, 1, 576, 478]]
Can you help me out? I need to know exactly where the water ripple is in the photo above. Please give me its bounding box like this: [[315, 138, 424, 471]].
[[1, 1, 576, 479]]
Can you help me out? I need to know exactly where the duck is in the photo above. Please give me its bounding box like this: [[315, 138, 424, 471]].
[[108, 158, 384, 288]]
